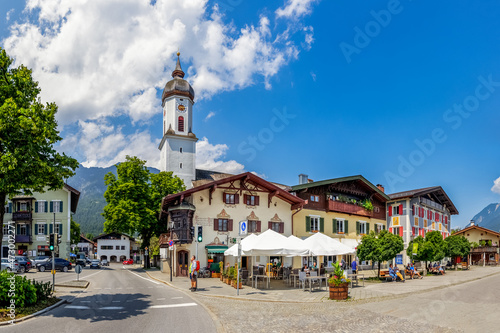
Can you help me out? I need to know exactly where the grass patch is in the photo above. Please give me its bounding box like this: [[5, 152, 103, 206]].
[[0, 297, 60, 322], [364, 277, 383, 283]]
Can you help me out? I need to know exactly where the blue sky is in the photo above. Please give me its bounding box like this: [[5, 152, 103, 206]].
[[1, 0, 500, 228]]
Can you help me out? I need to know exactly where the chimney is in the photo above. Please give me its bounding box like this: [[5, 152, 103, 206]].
[[299, 174, 308, 185], [376, 184, 385, 193], [470, 220, 475, 226]]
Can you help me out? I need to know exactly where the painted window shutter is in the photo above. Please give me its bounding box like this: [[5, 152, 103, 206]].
[[279, 222, 284, 233], [243, 194, 247, 204], [59, 224, 63, 235], [256, 196, 260, 206], [412, 205, 415, 215], [234, 194, 239, 204], [213, 219, 219, 231], [256, 221, 261, 232], [35, 202, 38, 213], [305, 216, 311, 232], [398, 204, 403, 215], [345, 221, 349, 234], [49, 224, 53, 234], [50, 201, 53, 212], [9, 202, 12, 213], [332, 219, 337, 233], [44, 225, 48, 235], [365, 223, 369, 233], [222, 193, 227, 203], [228, 219, 233, 231], [268, 221, 272, 230], [399, 227, 403, 237], [412, 227, 415, 236], [389, 227, 393, 234], [382, 224, 386, 230], [45, 201, 48, 212], [319, 217, 324, 233], [60, 202, 63, 212], [388, 207, 392, 217], [356, 221, 360, 235], [34, 224, 38, 234]]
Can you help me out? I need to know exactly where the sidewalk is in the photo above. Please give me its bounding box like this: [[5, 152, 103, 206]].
[[146, 265, 500, 303]]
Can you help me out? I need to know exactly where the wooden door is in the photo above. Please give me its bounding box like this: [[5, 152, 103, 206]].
[[177, 250, 189, 277]]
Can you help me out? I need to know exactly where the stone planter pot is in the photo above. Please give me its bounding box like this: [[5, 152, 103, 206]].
[[329, 283, 349, 300]]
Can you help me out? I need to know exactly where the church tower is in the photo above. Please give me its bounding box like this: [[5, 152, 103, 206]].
[[159, 53, 197, 188]]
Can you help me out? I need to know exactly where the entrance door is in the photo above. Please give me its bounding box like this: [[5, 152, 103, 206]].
[[177, 250, 189, 277]]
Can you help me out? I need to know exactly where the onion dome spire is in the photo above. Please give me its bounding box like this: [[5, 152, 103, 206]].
[[172, 52, 185, 78]]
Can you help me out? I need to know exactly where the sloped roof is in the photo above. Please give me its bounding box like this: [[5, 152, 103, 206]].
[[452, 225, 500, 238], [388, 186, 458, 215], [93, 232, 134, 241]]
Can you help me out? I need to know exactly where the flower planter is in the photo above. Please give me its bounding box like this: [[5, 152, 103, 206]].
[[227, 279, 232, 285], [220, 275, 224, 281], [223, 277, 229, 284], [329, 283, 349, 300], [212, 272, 221, 278], [232, 281, 242, 289]]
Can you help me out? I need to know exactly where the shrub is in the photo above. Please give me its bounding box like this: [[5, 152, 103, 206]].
[[32, 279, 53, 302], [0, 271, 37, 308]]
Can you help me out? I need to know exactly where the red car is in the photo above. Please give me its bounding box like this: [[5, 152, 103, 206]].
[[122, 259, 134, 265]]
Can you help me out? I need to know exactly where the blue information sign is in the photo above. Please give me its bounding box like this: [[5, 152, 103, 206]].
[[396, 254, 403, 265]]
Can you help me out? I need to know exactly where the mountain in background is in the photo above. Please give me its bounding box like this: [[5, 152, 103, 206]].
[[67, 165, 159, 237], [471, 203, 500, 232]]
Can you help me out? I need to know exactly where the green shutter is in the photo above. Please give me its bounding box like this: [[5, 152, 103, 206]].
[[45, 201, 48, 212], [34, 224, 38, 234], [320, 217, 324, 233], [345, 220, 349, 234], [366, 223, 370, 234], [382, 224, 386, 230], [305, 216, 311, 232], [35, 202, 38, 213], [49, 224, 53, 234], [8, 203, 12, 213], [60, 201, 63, 213], [356, 221, 360, 235], [332, 219, 337, 233], [44, 224, 48, 235], [50, 201, 53, 212], [59, 224, 63, 235]]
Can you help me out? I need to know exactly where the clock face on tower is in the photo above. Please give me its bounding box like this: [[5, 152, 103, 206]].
[[176, 100, 187, 112]]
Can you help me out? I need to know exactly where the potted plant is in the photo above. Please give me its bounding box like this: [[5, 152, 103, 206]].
[[328, 262, 351, 300], [223, 267, 229, 284], [362, 199, 374, 212], [228, 266, 235, 285]]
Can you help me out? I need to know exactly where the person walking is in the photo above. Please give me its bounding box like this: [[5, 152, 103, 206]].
[[351, 258, 357, 275], [190, 255, 198, 291]]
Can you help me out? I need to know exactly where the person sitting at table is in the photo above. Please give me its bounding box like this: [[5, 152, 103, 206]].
[[310, 262, 318, 271], [394, 265, 405, 282], [388, 264, 397, 282], [302, 264, 308, 272]]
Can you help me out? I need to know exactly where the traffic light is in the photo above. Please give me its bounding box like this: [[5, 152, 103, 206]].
[[197, 226, 203, 242], [49, 234, 55, 251], [57, 233, 62, 244], [190, 226, 195, 239]]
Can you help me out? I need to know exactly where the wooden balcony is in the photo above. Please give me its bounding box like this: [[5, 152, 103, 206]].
[[15, 235, 32, 244], [12, 211, 32, 221], [327, 200, 385, 219], [471, 246, 499, 253]]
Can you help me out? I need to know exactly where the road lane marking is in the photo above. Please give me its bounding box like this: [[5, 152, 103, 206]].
[[101, 307, 124, 310], [126, 270, 160, 285], [171, 297, 183, 299], [150, 303, 197, 309], [81, 301, 91, 303], [112, 301, 120, 303], [65, 305, 90, 310], [156, 298, 166, 301], [105, 288, 111, 289]]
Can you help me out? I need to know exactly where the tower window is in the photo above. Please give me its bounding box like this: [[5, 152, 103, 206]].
[[180, 147, 183, 153], [178, 116, 184, 132], [180, 163, 183, 169]]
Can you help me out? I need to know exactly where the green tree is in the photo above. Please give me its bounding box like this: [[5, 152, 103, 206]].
[[70, 218, 81, 245], [149, 236, 160, 256], [0, 48, 78, 250], [85, 233, 94, 240], [445, 235, 470, 269], [378, 230, 404, 267], [102, 156, 184, 261], [357, 231, 383, 277], [425, 230, 447, 262]]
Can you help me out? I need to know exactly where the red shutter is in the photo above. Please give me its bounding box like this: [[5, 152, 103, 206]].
[[228, 219, 233, 231], [268, 221, 272, 230], [214, 219, 219, 231], [389, 227, 393, 234], [234, 194, 239, 204], [255, 196, 260, 206], [398, 204, 403, 215], [279, 222, 284, 233], [222, 193, 226, 204], [412, 205, 415, 215], [420, 208, 423, 218], [243, 194, 247, 205], [388, 207, 392, 217], [399, 227, 403, 237], [256, 221, 261, 232], [445, 216, 448, 224]]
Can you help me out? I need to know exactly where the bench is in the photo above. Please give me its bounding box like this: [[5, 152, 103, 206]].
[[380, 270, 394, 282], [459, 262, 469, 270]]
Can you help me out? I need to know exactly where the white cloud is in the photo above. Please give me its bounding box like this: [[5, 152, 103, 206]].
[[204, 111, 215, 121], [276, 0, 318, 19], [492, 177, 500, 195], [196, 137, 245, 174], [3, 0, 317, 169]]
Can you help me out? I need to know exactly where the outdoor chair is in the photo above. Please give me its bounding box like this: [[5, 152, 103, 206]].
[[282, 267, 290, 284], [309, 271, 321, 290], [298, 271, 307, 290], [241, 269, 249, 285]]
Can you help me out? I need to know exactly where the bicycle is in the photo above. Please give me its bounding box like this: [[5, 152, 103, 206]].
[[198, 266, 211, 278]]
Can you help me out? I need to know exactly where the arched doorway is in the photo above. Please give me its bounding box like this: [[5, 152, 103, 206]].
[[110, 255, 117, 262], [100, 255, 107, 261], [120, 255, 126, 262], [177, 250, 189, 277]]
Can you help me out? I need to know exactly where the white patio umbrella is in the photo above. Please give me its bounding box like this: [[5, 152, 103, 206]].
[[303, 232, 355, 256]]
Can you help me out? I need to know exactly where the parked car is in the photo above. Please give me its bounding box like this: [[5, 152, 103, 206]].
[[122, 259, 134, 265], [14, 256, 33, 273], [101, 259, 109, 266], [37, 258, 72, 272], [30, 256, 50, 266], [1, 258, 19, 273], [86, 257, 92, 264], [89, 260, 101, 269]]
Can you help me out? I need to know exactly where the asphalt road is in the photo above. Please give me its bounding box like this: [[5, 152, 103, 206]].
[[3, 264, 216, 332]]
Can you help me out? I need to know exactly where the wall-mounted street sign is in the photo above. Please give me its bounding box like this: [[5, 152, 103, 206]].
[[239, 220, 248, 236]]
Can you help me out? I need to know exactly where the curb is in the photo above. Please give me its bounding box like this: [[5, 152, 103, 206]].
[[145, 271, 225, 333], [0, 299, 67, 326]]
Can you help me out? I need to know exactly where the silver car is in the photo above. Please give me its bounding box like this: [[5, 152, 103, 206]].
[[1, 258, 19, 273]]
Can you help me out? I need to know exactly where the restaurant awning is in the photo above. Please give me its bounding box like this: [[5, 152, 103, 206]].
[[205, 245, 228, 253]]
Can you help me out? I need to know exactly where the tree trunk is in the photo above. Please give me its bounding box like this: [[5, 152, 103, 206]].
[[377, 261, 381, 278]]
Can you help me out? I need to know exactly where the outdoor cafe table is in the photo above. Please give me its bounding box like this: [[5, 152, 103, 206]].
[[303, 275, 329, 292], [252, 274, 270, 289], [289, 273, 299, 287], [347, 273, 365, 288]]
